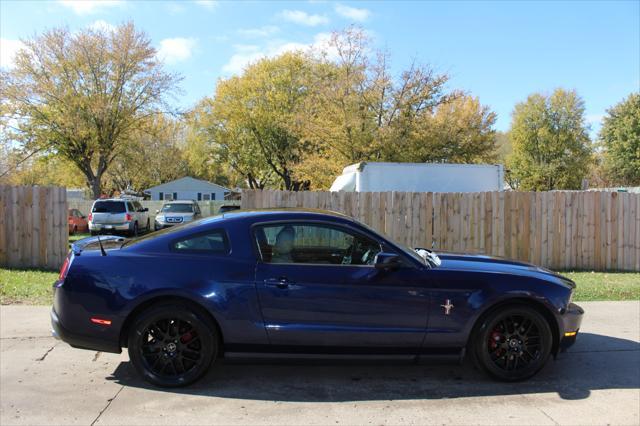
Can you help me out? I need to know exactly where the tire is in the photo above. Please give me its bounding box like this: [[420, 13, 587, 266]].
[[131, 222, 138, 237], [70, 226, 77, 235], [146, 219, 150, 232], [473, 305, 552, 382], [90, 230, 97, 236], [127, 303, 218, 387]]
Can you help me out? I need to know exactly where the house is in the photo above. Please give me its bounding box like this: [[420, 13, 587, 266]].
[[144, 177, 230, 201]]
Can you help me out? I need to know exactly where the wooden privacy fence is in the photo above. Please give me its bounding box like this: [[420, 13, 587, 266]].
[[241, 190, 640, 272], [0, 185, 68, 269]]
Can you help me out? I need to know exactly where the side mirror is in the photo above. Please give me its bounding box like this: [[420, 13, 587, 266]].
[[143, 208, 149, 212], [374, 252, 401, 270], [81, 215, 86, 219]]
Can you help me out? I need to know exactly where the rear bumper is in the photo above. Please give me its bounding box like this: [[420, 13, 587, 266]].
[[89, 222, 131, 232], [559, 302, 584, 351], [51, 308, 121, 353]]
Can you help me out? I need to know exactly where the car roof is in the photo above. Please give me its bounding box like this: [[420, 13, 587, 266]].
[[218, 208, 352, 223], [164, 200, 196, 204]]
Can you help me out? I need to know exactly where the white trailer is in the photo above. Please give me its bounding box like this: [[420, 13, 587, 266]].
[[329, 162, 504, 192]]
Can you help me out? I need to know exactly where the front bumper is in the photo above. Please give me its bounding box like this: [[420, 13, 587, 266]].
[[51, 308, 121, 353], [559, 302, 584, 351]]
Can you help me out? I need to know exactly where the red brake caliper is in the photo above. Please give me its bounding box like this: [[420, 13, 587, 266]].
[[180, 331, 194, 344], [489, 329, 502, 353]]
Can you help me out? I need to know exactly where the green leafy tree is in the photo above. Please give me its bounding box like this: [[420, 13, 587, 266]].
[[600, 93, 640, 186], [0, 22, 180, 198], [199, 52, 314, 190], [507, 89, 592, 190]]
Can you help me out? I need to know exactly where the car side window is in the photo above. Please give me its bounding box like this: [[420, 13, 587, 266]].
[[255, 223, 381, 266], [172, 230, 229, 254], [126, 202, 135, 212]]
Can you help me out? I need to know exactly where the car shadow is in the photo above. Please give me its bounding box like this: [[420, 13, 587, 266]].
[[108, 332, 639, 402]]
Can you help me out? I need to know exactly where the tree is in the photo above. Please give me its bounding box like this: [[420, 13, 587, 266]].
[[295, 28, 496, 188], [396, 95, 498, 164], [600, 93, 640, 186], [506, 89, 592, 191], [0, 22, 180, 198], [201, 52, 314, 190], [102, 115, 190, 195]]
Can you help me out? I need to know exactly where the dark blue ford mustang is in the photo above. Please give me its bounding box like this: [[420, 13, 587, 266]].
[[52, 209, 583, 387]]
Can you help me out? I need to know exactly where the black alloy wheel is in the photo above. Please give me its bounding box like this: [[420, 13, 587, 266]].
[[474, 305, 552, 381], [128, 304, 217, 387]]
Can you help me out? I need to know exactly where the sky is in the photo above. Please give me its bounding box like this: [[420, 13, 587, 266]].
[[1, 0, 638, 135]]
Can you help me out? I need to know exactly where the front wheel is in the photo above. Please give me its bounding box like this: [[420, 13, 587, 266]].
[[473, 305, 552, 381], [128, 304, 217, 387]]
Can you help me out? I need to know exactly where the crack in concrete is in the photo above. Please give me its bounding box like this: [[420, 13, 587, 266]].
[[92, 351, 102, 362], [0, 335, 53, 340], [538, 407, 560, 426], [90, 385, 124, 426], [35, 343, 57, 361]]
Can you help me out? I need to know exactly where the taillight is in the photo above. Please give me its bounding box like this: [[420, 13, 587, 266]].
[[125, 213, 132, 221], [58, 256, 70, 281], [88, 213, 93, 221]]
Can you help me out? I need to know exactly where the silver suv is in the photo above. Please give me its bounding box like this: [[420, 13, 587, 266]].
[[88, 199, 150, 237], [154, 200, 202, 230]]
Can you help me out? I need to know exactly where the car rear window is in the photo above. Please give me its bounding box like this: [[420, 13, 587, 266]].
[[172, 229, 229, 254], [92, 201, 126, 213]]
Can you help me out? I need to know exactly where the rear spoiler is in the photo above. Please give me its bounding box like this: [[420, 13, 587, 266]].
[[70, 235, 125, 256]]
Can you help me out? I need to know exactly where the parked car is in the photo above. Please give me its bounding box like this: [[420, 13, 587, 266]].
[[154, 200, 202, 231], [218, 204, 240, 214], [68, 208, 88, 235], [88, 198, 150, 237], [52, 209, 583, 387]]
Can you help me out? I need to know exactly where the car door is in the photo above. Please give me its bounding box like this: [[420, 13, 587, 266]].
[[253, 221, 430, 351]]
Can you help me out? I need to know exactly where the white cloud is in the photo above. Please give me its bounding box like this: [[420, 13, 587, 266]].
[[58, 0, 124, 15], [194, 0, 218, 10], [157, 38, 197, 65], [222, 33, 334, 74], [238, 26, 280, 38], [280, 10, 329, 26], [0, 38, 24, 69], [88, 19, 116, 32], [334, 3, 371, 22]]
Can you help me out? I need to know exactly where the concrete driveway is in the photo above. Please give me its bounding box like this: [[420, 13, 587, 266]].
[[1, 301, 639, 426]]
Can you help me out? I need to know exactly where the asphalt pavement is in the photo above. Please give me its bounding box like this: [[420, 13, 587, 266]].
[[1, 301, 639, 425]]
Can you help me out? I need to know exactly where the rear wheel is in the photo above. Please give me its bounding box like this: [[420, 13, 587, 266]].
[[474, 305, 552, 381], [131, 222, 138, 237], [128, 304, 217, 387]]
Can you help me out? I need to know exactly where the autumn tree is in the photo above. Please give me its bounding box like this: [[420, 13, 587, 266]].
[[295, 28, 496, 188], [506, 89, 592, 191], [0, 22, 180, 198], [198, 52, 314, 190], [600, 93, 640, 186], [102, 115, 190, 194]]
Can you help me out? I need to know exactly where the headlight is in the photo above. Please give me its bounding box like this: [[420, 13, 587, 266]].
[[156, 215, 165, 223]]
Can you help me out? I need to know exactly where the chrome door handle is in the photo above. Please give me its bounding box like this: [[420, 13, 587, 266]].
[[264, 277, 292, 289]]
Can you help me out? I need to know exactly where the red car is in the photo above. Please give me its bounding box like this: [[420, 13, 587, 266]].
[[68, 208, 89, 235]]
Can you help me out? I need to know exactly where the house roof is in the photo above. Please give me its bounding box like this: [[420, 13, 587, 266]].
[[144, 177, 230, 193]]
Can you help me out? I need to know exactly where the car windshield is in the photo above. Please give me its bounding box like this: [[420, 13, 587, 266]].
[[161, 204, 194, 213], [92, 201, 126, 213]]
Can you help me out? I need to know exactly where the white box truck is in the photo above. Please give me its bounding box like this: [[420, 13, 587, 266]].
[[329, 162, 504, 192]]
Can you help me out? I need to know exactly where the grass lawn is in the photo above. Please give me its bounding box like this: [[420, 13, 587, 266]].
[[563, 271, 640, 301], [69, 232, 91, 243], [1, 266, 638, 305], [0, 268, 58, 305]]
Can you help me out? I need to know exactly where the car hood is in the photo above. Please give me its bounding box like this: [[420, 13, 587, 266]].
[[435, 252, 575, 288]]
